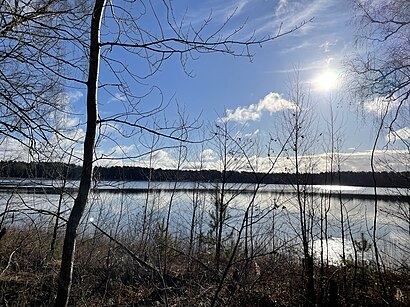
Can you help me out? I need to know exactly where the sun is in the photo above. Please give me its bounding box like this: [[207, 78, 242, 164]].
[[314, 70, 338, 92]]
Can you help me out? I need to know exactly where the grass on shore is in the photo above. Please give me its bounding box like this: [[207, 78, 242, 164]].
[[0, 226, 409, 306]]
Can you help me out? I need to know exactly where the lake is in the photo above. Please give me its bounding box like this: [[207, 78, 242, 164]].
[[0, 179, 409, 267]]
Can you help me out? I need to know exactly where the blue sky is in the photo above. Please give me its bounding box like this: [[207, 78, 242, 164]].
[[63, 0, 405, 172], [6, 0, 407, 173], [131, 0, 363, 144]]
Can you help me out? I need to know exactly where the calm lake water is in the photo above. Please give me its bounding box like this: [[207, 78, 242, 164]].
[[0, 179, 409, 266]]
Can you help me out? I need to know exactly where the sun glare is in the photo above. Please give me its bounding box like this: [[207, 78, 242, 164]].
[[314, 70, 338, 92]]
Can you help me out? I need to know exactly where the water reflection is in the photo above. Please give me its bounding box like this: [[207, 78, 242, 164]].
[[0, 181, 409, 267]]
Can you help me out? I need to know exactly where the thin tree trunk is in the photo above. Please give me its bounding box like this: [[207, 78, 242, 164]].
[[188, 186, 198, 257], [49, 152, 72, 262], [216, 152, 227, 271], [55, 1, 106, 305]]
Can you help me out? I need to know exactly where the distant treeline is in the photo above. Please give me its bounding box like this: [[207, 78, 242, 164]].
[[0, 161, 409, 188]]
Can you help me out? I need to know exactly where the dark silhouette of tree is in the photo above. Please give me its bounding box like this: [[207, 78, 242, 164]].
[[349, 1, 410, 302], [0, 1, 87, 156], [351, 0, 410, 110], [2, 1, 308, 305]]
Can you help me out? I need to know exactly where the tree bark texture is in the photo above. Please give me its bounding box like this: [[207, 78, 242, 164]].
[[55, 1, 106, 306]]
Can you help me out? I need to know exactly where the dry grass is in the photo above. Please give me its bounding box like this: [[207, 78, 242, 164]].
[[0, 227, 409, 306]]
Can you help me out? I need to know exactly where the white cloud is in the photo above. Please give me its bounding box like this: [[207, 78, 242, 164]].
[[108, 93, 127, 103], [300, 149, 409, 172], [67, 90, 83, 103], [0, 138, 28, 161], [320, 41, 337, 53], [0, 134, 84, 164], [220, 92, 296, 123], [201, 148, 217, 162], [53, 114, 81, 133], [275, 0, 289, 16], [53, 91, 83, 109], [363, 97, 398, 116], [237, 129, 260, 139], [281, 41, 314, 53], [233, 0, 249, 16], [0, 90, 87, 164], [193, 149, 409, 173], [387, 127, 410, 142], [97, 148, 180, 169], [266, 0, 334, 35], [65, 145, 410, 174], [186, 0, 250, 26], [150, 149, 176, 169], [111, 144, 138, 156]]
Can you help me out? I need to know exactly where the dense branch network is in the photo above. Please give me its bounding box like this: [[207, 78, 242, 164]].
[[352, 0, 410, 103], [1, 0, 308, 157]]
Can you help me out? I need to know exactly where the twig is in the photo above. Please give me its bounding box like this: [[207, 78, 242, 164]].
[[0, 249, 18, 277], [91, 222, 160, 275]]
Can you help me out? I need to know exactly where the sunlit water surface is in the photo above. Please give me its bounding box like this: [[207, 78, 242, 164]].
[[0, 180, 408, 267]]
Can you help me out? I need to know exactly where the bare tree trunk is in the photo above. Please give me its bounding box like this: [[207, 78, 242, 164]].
[[188, 186, 199, 257], [215, 166, 227, 271], [370, 118, 388, 301], [49, 153, 72, 262], [55, 1, 106, 306]]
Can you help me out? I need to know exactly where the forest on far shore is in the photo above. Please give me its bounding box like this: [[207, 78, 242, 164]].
[[0, 160, 409, 188]]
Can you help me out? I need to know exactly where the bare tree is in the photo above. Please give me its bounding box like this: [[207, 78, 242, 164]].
[[350, 0, 410, 302], [209, 125, 291, 306], [2, 1, 308, 305], [0, 1, 88, 151], [351, 0, 410, 109], [208, 120, 254, 270], [278, 71, 320, 306]]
